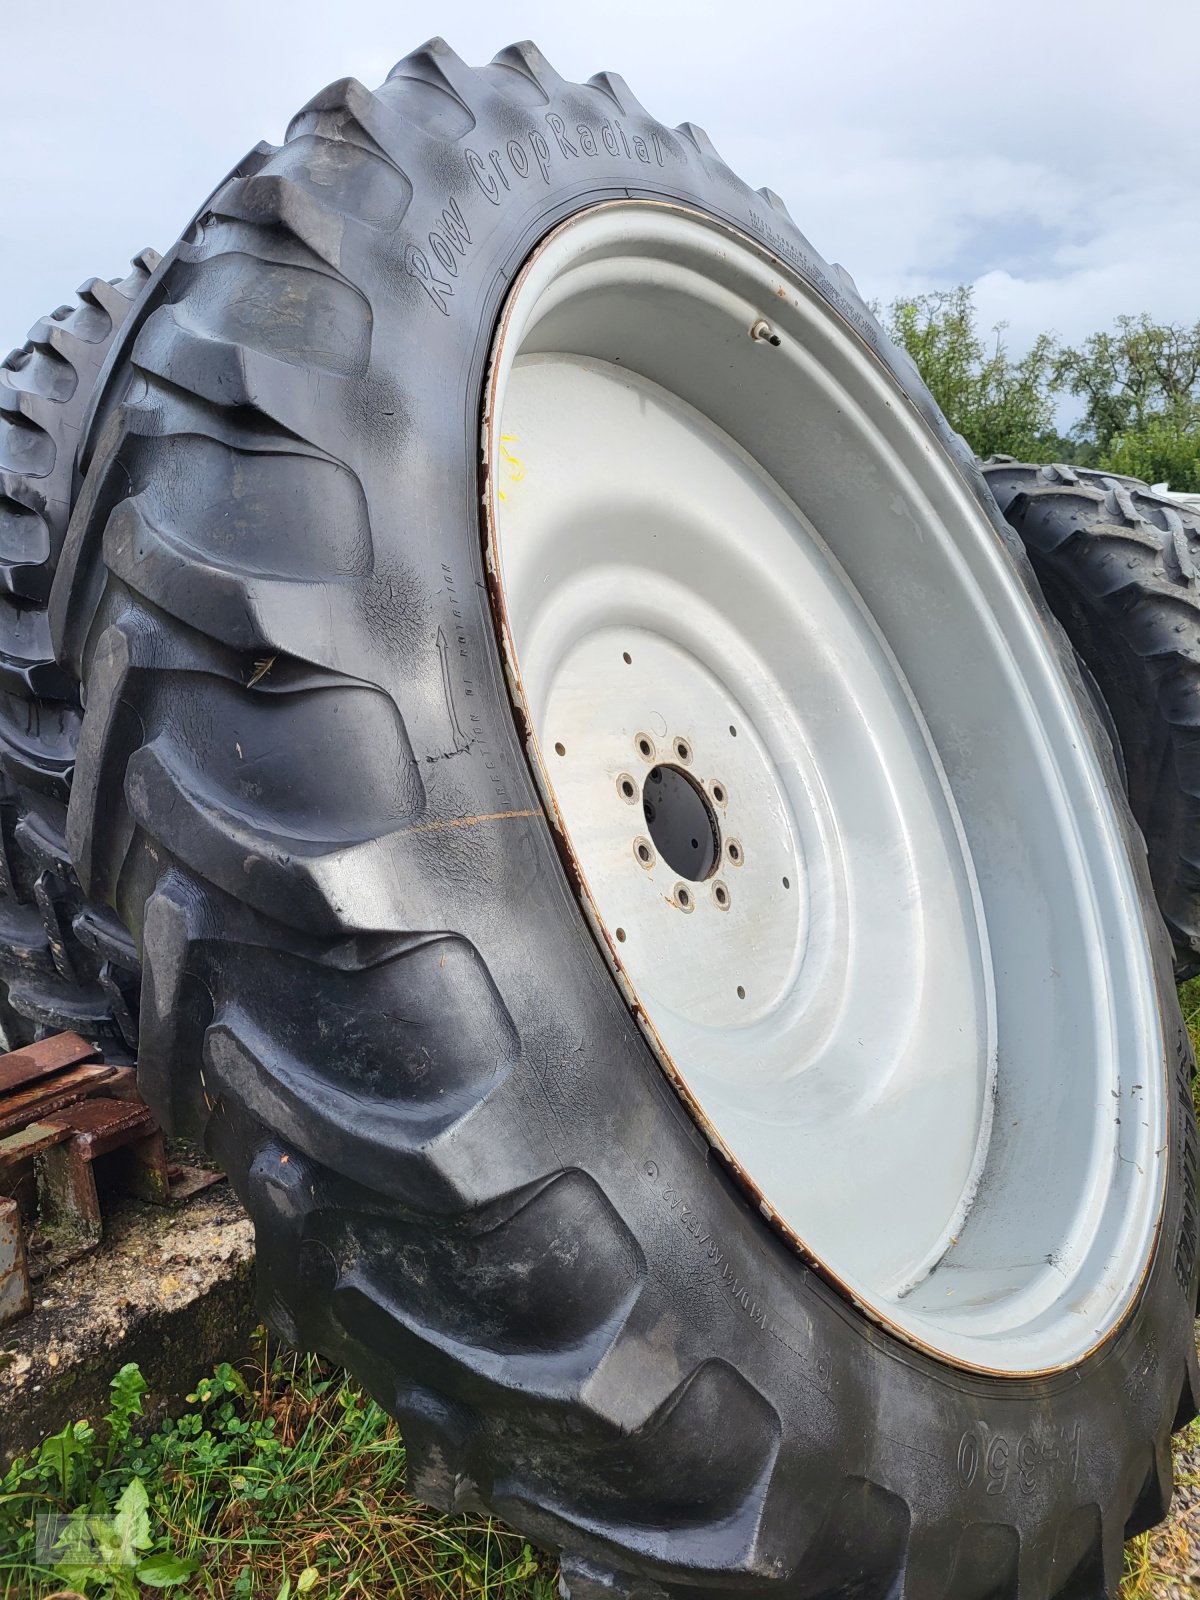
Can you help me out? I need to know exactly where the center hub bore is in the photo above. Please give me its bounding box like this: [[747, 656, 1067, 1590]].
[[642, 764, 721, 881]]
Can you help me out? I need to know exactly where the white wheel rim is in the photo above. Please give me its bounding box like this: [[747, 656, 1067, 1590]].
[[482, 202, 1166, 1375]]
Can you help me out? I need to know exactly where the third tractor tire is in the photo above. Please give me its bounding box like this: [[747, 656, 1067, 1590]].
[[47, 39, 1200, 1600], [985, 457, 1200, 981]]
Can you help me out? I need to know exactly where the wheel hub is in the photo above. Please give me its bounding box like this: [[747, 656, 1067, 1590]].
[[542, 626, 805, 1025]]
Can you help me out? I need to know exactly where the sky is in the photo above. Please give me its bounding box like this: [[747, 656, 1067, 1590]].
[[3, 0, 1197, 426]]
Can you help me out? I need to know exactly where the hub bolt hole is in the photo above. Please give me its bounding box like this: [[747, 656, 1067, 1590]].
[[634, 838, 655, 869], [711, 782, 727, 805], [727, 839, 743, 866], [674, 883, 694, 912], [713, 881, 730, 909], [674, 738, 692, 763], [635, 734, 655, 761], [618, 774, 639, 804]]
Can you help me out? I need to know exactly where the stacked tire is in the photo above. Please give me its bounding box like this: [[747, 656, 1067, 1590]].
[[0, 256, 158, 1057], [983, 458, 1200, 980]]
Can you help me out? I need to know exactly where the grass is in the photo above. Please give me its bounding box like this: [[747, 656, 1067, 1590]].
[[0, 1337, 557, 1600], [1123, 1407, 1200, 1599], [3, 1341, 1196, 1600], [3, 989, 1199, 1600], [1178, 976, 1200, 1125]]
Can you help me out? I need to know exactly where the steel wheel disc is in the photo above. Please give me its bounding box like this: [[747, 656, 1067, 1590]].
[[482, 202, 1166, 1375]]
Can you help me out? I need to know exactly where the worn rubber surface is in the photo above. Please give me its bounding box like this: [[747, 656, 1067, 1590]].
[[984, 459, 1200, 982], [50, 41, 1200, 1599], [0, 257, 158, 1054]]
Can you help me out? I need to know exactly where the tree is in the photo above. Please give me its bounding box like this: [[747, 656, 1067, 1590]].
[[1056, 314, 1200, 448], [882, 286, 1058, 462], [882, 291, 1199, 484]]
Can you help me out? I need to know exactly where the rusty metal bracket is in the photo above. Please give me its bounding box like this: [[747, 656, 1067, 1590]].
[[0, 1196, 31, 1326], [0, 1033, 223, 1327], [38, 1097, 159, 1255]]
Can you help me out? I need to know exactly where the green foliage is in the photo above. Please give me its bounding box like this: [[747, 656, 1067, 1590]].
[[1055, 315, 1200, 449], [1174, 976, 1200, 1125], [0, 1338, 556, 1599], [104, 1364, 148, 1470], [1098, 401, 1200, 493], [882, 285, 1058, 461], [1053, 314, 1200, 492], [1030, 432, 1096, 467], [49, 1477, 188, 1599], [34, 1418, 93, 1502], [880, 293, 1199, 487]]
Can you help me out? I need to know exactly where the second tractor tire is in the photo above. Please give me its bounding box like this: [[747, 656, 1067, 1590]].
[[0, 256, 158, 1053]]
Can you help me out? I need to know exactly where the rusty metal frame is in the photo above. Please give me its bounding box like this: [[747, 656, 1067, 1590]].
[[0, 1032, 221, 1327]]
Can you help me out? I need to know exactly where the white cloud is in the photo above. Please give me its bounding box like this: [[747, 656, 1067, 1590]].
[[3, 0, 1197, 439]]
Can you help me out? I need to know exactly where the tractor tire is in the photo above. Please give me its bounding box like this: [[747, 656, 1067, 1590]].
[[0, 255, 159, 1054], [51, 40, 1200, 1599], [984, 457, 1200, 981]]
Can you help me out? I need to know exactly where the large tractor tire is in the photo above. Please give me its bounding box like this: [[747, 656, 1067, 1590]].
[[50, 40, 1199, 1599], [0, 255, 158, 1054], [984, 458, 1200, 981]]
